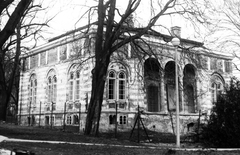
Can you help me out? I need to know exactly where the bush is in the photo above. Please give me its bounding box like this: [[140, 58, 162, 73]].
[[202, 77, 240, 148]]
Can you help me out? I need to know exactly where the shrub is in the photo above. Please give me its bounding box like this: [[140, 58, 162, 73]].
[[202, 77, 240, 148]]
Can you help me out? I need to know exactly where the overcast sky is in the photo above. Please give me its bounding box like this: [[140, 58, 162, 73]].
[[37, 0, 216, 47], [41, 0, 194, 42]]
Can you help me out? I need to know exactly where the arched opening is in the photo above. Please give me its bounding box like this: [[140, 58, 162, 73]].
[[164, 61, 180, 111], [144, 57, 161, 112], [183, 64, 196, 113], [144, 57, 161, 80]]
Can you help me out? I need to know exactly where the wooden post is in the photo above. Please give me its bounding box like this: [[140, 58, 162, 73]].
[[28, 101, 31, 126], [39, 101, 42, 127], [79, 102, 81, 133], [137, 105, 140, 143], [115, 101, 118, 138], [63, 101, 67, 131], [51, 102, 53, 129], [19, 102, 22, 125]]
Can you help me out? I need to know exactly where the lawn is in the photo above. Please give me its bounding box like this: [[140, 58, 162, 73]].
[[0, 123, 239, 155]]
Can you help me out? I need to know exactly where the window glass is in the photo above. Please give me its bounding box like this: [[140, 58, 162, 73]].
[[29, 74, 37, 107]]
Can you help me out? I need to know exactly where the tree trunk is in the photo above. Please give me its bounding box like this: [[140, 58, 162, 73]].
[[0, 90, 9, 121], [84, 60, 109, 135]]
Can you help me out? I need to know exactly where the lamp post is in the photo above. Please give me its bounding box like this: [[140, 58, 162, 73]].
[[171, 37, 180, 147]]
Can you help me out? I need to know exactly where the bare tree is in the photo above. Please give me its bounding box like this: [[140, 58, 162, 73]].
[[0, 0, 50, 121], [199, 0, 240, 71], [79, 0, 209, 135]]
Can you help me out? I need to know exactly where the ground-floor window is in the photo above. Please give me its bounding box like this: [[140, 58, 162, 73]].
[[45, 115, 55, 126], [109, 115, 116, 125], [119, 115, 127, 125], [67, 115, 72, 125]]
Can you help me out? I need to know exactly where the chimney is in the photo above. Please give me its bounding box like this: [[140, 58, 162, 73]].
[[171, 26, 181, 38]]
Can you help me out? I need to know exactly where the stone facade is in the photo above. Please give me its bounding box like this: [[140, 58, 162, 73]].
[[18, 26, 233, 134]]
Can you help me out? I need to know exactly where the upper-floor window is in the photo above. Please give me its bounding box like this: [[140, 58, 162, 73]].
[[225, 60, 232, 73], [29, 74, 37, 107], [47, 48, 58, 64], [210, 58, 217, 70], [107, 70, 126, 100], [40, 52, 46, 66], [30, 54, 38, 69]]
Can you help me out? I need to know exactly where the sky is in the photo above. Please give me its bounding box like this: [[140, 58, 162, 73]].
[[39, 0, 199, 45]]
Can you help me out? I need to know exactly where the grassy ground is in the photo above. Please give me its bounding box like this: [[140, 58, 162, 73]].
[[0, 123, 239, 155]]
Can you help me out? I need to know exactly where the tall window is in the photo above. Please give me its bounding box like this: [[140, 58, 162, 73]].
[[211, 82, 223, 102], [29, 74, 37, 107], [68, 69, 81, 101], [75, 71, 80, 100], [69, 73, 74, 101], [108, 70, 126, 100], [210, 74, 224, 103], [53, 76, 57, 103], [47, 70, 57, 104], [119, 72, 126, 100], [108, 71, 116, 99]]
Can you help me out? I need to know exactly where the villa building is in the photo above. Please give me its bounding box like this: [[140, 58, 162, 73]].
[[18, 25, 233, 133]]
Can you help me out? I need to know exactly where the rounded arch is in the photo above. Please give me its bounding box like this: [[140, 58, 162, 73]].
[[144, 57, 161, 79], [46, 68, 57, 79], [108, 70, 117, 78], [164, 61, 175, 78], [108, 61, 130, 77], [29, 73, 37, 81], [183, 64, 196, 77], [67, 63, 81, 75], [210, 72, 225, 85]]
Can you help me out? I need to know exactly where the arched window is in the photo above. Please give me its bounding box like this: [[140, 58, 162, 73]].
[[53, 76, 57, 103], [68, 69, 81, 101], [108, 71, 116, 100], [48, 77, 52, 102], [69, 72, 74, 101], [210, 74, 224, 103], [75, 71, 80, 100], [47, 70, 57, 104], [29, 74, 37, 107], [118, 72, 126, 100], [211, 82, 223, 102], [107, 70, 127, 100]]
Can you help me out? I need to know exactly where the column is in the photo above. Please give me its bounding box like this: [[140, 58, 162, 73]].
[[160, 72, 167, 112]]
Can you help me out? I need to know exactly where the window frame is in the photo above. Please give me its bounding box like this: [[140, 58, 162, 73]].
[[47, 74, 57, 104], [68, 70, 81, 102], [210, 74, 224, 103], [29, 74, 37, 107], [107, 70, 127, 101]]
